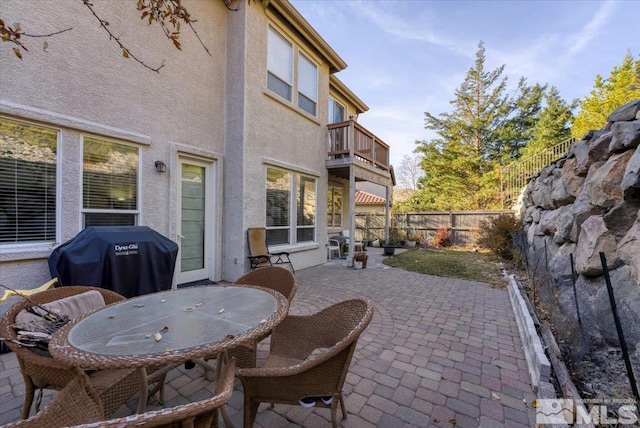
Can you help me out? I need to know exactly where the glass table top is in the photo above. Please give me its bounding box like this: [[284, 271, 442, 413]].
[[65, 286, 279, 357]]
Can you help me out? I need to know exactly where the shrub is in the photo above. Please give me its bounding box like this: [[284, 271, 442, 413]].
[[477, 214, 523, 260], [432, 226, 453, 247]]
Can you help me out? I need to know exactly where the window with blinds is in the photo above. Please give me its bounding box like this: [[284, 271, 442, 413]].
[[265, 167, 316, 246], [267, 25, 319, 117], [0, 118, 58, 245], [298, 53, 318, 116], [266, 167, 291, 245], [82, 137, 139, 227], [267, 26, 293, 102], [296, 175, 316, 242]]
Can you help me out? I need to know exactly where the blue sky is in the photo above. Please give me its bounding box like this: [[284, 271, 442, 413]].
[[290, 0, 639, 168]]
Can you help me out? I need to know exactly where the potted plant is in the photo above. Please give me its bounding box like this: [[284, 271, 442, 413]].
[[382, 244, 396, 256], [406, 229, 421, 248], [354, 252, 367, 268], [383, 227, 400, 255]]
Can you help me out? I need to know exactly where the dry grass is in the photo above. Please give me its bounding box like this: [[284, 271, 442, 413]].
[[382, 248, 508, 288]]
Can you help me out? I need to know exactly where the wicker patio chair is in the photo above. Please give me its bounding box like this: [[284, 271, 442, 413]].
[[84, 358, 237, 428], [247, 227, 295, 273], [228, 267, 298, 368], [237, 298, 374, 428], [0, 286, 165, 418], [3, 367, 105, 428], [6, 360, 237, 428]]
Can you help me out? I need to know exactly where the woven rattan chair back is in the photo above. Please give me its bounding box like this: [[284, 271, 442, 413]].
[[226, 268, 297, 368], [238, 298, 374, 428], [3, 367, 105, 428], [6, 360, 237, 428], [234, 266, 297, 304], [84, 358, 237, 428], [0, 286, 144, 419]]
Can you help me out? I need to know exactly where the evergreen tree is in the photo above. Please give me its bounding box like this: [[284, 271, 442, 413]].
[[520, 87, 577, 159], [412, 41, 543, 210], [572, 52, 640, 138]]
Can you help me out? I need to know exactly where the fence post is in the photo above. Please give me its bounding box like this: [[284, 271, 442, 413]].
[[599, 252, 640, 403], [569, 254, 582, 329]]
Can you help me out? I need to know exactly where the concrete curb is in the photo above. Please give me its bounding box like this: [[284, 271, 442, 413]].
[[507, 274, 551, 393]]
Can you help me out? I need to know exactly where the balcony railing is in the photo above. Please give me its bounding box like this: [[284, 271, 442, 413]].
[[327, 120, 390, 171]]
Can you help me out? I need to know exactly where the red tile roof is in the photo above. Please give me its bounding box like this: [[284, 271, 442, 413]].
[[355, 190, 386, 205]]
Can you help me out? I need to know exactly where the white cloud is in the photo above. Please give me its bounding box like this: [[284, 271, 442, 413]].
[[350, 1, 474, 58], [566, 1, 617, 57]]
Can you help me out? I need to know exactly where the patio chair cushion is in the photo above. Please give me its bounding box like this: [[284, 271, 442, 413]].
[[15, 290, 106, 328]]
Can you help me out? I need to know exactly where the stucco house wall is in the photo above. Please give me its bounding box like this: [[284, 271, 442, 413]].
[[0, 0, 229, 289], [0, 0, 387, 297]]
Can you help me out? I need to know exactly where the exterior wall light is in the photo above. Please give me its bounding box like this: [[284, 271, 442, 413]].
[[155, 161, 167, 173]]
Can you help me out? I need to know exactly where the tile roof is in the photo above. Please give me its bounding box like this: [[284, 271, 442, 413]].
[[355, 190, 386, 205]]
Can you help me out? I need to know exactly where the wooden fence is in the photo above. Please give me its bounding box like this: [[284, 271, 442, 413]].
[[355, 210, 514, 247]]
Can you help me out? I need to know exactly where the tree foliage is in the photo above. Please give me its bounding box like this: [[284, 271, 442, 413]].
[[519, 86, 577, 159], [410, 41, 545, 211], [572, 52, 640, 138]]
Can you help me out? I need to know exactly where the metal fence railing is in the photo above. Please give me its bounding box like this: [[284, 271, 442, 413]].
[[501, 138, 575, 207]]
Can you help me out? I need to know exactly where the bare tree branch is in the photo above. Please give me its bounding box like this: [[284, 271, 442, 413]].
[[397, 153, 423, 191], [2, 0, 216, 69], [22, 28, 73, 38], [83, 0, 166, 73], [1, 19, 72, 59]]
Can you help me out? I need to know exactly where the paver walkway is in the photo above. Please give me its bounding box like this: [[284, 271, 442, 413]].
[[0, 249, 537, 427]]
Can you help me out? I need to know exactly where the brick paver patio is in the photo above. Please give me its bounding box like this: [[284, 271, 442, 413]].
[[0, 248, 537, 427]]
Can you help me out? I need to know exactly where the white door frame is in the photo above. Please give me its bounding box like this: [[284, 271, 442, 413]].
[[176, 157, 214, 285]]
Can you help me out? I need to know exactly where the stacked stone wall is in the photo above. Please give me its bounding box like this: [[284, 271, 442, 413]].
[[517, 99, 640, 354]]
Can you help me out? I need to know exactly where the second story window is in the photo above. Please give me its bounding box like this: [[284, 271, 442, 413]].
[[328, 98, 345, 124], [298, 53, 318, 116], [267, 27, 293, 102], [82, 137, 139, 227], [267, 25, 319, 117]]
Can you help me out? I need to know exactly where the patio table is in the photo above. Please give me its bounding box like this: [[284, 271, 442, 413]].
[[49, 285, 289, 424]]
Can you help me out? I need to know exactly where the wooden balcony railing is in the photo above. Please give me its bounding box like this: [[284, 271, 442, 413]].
[[327, 120, 390, 171]]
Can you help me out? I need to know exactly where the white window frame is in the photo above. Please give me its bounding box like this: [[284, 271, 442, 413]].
[[81, 136, 141, 227], [266, 166, 316, 247], [266, 25, 319, 117], [0, 117, 60, 249]]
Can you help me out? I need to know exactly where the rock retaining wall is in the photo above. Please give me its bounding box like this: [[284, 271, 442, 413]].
[[516, 99, 640, 353]]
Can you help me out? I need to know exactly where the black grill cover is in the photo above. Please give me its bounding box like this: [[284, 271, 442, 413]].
[[49, 226, 178, 298]]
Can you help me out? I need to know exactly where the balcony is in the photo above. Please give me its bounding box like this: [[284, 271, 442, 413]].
[[326, 120, 392, 186]]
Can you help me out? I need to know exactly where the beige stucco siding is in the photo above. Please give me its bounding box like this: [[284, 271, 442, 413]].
[[0, 0, 374, 290], [0, 0, 228, 287], [237, 4, 331, 271]]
